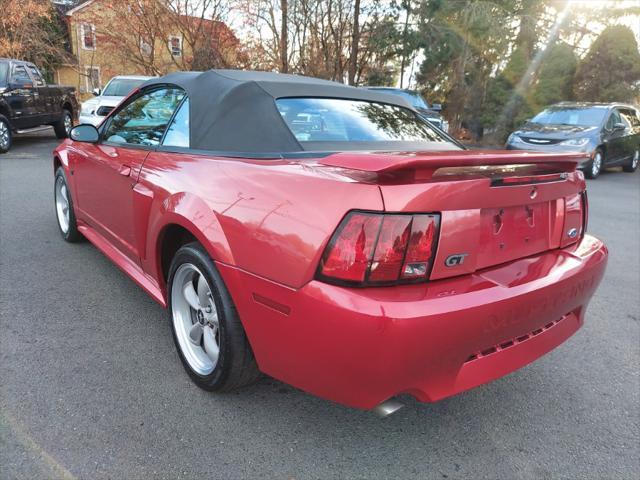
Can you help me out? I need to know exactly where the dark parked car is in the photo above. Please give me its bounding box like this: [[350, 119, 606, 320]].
[[365, 87, 449, 133], [0, 58, 78, 153], [506, 102, 640, 178]]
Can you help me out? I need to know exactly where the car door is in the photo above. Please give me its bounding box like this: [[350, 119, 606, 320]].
[[25, 64, 53, 123], [73, 86, 186, 264], [602, 108, 626, 165], [6, 63, 37, 129], [618, 108, 640, 161]]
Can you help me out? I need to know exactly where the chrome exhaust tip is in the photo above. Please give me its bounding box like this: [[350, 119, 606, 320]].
[[373, 399, 404, 418]]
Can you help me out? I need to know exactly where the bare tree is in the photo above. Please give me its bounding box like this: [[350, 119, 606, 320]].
[[237, 0, 400, 84], [80, 0, 240, 75], [166, 0, 237, 70]]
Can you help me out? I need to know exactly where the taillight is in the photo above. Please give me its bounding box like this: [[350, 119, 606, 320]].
[[368, 215, 411, 282], [317, 211, 440, 286], [561, 193, 584, 248], [320, 213, 381, 282]]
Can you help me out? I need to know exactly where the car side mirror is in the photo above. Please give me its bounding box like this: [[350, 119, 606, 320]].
[[613, 122, 626, 131], [431, 103, 442, 112], [70, 124, 99, 143], [92, 87, 101, 96]]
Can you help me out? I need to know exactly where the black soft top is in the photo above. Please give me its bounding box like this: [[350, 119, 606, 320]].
[[140, 70, 416, 153]]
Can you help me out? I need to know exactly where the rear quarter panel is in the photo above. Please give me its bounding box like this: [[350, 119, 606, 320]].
[[139, 151, 384, 289]]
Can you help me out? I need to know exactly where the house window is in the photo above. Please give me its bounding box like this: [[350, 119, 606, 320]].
[[140, 38, 152, 57], [169, 36, 182, 57], [80, 23, 96, 50], [85, 67, 100, 92]]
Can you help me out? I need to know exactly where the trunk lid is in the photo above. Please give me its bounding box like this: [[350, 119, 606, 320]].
[[318, 150, 588, 279]]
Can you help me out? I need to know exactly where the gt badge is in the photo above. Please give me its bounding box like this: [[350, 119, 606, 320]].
[[445, 253, 469, 267]]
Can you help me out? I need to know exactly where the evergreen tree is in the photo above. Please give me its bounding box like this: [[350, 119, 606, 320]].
[[574, 25, 640, 102], [531, 42, 577, 109]]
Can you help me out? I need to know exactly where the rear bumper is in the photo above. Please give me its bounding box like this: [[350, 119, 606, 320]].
[[218, 235, 608, 409]]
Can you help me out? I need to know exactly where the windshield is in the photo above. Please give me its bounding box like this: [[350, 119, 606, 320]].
[[0, 62, 9, 87], [375, 89, 429, 109], [396, 91, 429, 109], [530, 107, 607, 127], [276, 98, 448, 144], [102, 78, 147, 97]]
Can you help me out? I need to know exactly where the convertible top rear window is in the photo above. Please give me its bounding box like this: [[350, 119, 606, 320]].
[[276, 98, 448, 144]]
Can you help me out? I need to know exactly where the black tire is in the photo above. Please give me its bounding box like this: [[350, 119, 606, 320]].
[[0, 115, 12, 153], [54, 167, 83, 242], [168, 242, 260, 391], [53, 109, 73, 139], [622, 147, 639, 173], [585, 148, 604, 179]]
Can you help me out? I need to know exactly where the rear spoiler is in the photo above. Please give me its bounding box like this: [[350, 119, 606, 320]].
[[318, 150, 588, 175]]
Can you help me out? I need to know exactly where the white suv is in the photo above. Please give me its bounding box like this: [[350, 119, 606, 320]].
[[79, 75, 153, 126]]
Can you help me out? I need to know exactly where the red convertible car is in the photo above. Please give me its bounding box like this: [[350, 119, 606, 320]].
[[53, 70, 608, 412]]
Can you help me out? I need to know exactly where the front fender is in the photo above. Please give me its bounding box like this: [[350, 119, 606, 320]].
[[53, 143, 71, 173]]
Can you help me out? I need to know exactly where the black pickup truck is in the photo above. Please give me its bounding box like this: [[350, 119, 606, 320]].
[[0, 58, 78, 153]]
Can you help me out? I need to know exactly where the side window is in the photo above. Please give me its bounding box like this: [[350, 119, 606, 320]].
[[11, 65, 32, 84], [163, 98, 189, 147], [620, 109, 638, 128], [85, 67, 100, 92], [104, 87, 185, 146], [26, 66, 45, 87], [605, 110, 621, 130], [80, 24, 96, 50], [169, 36, 182, 57]]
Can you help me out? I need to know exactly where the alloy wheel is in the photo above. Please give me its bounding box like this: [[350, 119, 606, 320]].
[[171, 263, 220, 375], [0, 120, 9, 150], [591, 152, 602, 177], [64, 113, 73, 136], [55, 176, 70, 233], [633, 149, 639, 170]]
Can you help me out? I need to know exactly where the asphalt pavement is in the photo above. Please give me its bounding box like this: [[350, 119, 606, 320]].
[[1, 129, 639, 479]]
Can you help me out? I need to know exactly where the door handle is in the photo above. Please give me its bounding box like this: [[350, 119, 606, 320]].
[[118, 164, 131, 176]]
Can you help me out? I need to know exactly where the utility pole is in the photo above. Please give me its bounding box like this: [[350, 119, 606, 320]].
[[280, 0, 288, 73]]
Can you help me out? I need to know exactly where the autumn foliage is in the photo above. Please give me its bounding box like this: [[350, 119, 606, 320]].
[[0, 0, 68, 76]]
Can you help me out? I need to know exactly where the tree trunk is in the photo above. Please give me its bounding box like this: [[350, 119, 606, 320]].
[[347, 0, 361, 85], [280, 0, 288, 73]]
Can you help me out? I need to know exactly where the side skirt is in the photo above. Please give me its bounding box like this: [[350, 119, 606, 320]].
[[78, 223, 167, 307]]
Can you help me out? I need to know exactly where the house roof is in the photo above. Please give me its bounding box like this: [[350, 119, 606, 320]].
[[63, 0, 96, 16], [62, 1, 239, 46], [140, 69, 419, 154]]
